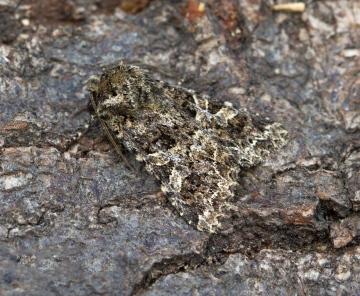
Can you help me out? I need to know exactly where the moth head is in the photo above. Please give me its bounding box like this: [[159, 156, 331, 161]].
[[87, 62, 151, 114]]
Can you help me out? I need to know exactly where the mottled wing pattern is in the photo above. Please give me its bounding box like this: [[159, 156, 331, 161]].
[[87, 62, 288, 233]]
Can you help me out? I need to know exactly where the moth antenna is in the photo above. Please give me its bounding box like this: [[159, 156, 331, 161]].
[[89, 93, 139, 178]]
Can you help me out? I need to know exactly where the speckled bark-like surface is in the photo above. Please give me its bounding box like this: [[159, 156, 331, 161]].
[[0, 0, 359, 295]]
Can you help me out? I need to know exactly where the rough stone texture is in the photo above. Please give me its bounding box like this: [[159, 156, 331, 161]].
[[143, 249, 360, 295], [0, 0, 359, 295]]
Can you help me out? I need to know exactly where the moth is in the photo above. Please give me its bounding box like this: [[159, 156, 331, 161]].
[[87, 62, 288, 233]]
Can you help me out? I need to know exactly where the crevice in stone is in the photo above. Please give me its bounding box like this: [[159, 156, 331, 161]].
[[130, 252, 205, 295]]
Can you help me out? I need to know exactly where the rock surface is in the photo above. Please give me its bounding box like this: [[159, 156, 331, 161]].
[[0, 0, 359, 295]]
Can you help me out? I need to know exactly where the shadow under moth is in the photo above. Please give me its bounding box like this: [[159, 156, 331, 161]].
[[87, 62, 288, 233]]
